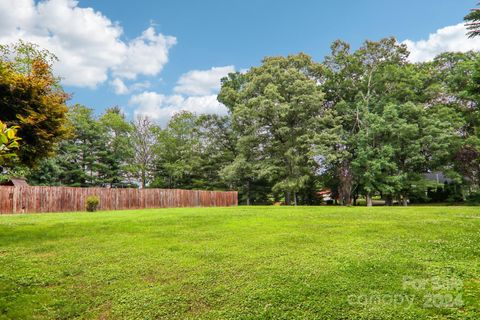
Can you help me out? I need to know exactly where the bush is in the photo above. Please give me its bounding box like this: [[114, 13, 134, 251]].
[[466, 192, 480, 205], [86, 195, 100, 212]]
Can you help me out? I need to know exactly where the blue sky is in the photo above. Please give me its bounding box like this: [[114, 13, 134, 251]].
[[0, 0, 477, 125]]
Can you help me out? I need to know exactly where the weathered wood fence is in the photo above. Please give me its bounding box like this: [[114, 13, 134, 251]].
[[0, 186, 238, 214]]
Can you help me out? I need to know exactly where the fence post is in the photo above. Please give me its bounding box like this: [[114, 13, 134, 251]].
[[12, 187, 17, 214]]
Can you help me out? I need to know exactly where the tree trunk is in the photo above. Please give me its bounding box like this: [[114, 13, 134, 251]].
[[338, 162, 353, 206], [285, 191, 291, 205], [294, 192, 297, 206], [141, 170, 146, 189], [402, 195, 408, 206], [366, 193, 373, 207], [385, 195, 393, 206], [246, 181, 251, 206]]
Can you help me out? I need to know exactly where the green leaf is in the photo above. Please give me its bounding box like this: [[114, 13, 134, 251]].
[[8, 141, 19, 149], [6, 129, 15, 140]]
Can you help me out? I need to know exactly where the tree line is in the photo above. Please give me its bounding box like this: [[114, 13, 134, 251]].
[[1, 38, 480, 206], [217, 39, 479, 205], [27, 106, 236, 193]]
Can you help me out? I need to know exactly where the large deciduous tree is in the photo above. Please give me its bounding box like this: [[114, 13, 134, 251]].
[[0, 41, 70, 166], [316, 38, 410, 204], [219, 54, 324, 205], [316, 38, 463, 205], [431, 51, 480, 191], [129, 116, 157, 188]]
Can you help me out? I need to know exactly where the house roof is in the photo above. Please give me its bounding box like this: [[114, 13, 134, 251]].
[[0, 178, 29, 187], [317, 188, 332, 195]]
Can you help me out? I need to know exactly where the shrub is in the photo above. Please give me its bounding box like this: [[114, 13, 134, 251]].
[[466, 192, 480, 205], [86, 195, 100, 212]]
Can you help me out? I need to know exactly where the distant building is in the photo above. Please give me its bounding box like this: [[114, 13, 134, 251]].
[[318, 188, 333, 201], [423, 172, 453, 184]]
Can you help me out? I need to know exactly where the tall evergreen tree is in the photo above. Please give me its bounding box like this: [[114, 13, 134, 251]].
[[98, 107, 134, 187], [196, 114, 237, 190], [29, 105, 134, 187]]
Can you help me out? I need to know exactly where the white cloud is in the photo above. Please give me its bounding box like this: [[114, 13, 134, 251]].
[[130, 81, 151, 92], [110, 78, 151, 95], [0, 0, 175, 88], [131, 65, 235, 125], [113, 27, 176, 80], [174, 65, 235, 96], [110, 78, 129, 95], [403, 23, 480, 63], [129, 91, 227, 126]]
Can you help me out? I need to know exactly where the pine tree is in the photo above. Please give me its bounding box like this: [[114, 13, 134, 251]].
[[465, 3, 480, 38]]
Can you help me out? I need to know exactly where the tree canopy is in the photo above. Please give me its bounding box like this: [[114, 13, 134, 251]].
[[0, 42, 71, 167]]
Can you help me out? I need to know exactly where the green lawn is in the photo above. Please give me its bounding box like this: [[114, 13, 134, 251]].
[[1, 206, 479, 319]]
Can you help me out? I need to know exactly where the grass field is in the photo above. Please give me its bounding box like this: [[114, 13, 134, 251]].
[[0, 206, 479, 319]]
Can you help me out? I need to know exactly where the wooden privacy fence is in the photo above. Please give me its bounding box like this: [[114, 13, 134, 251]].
[[0, 186, 238, 214]]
